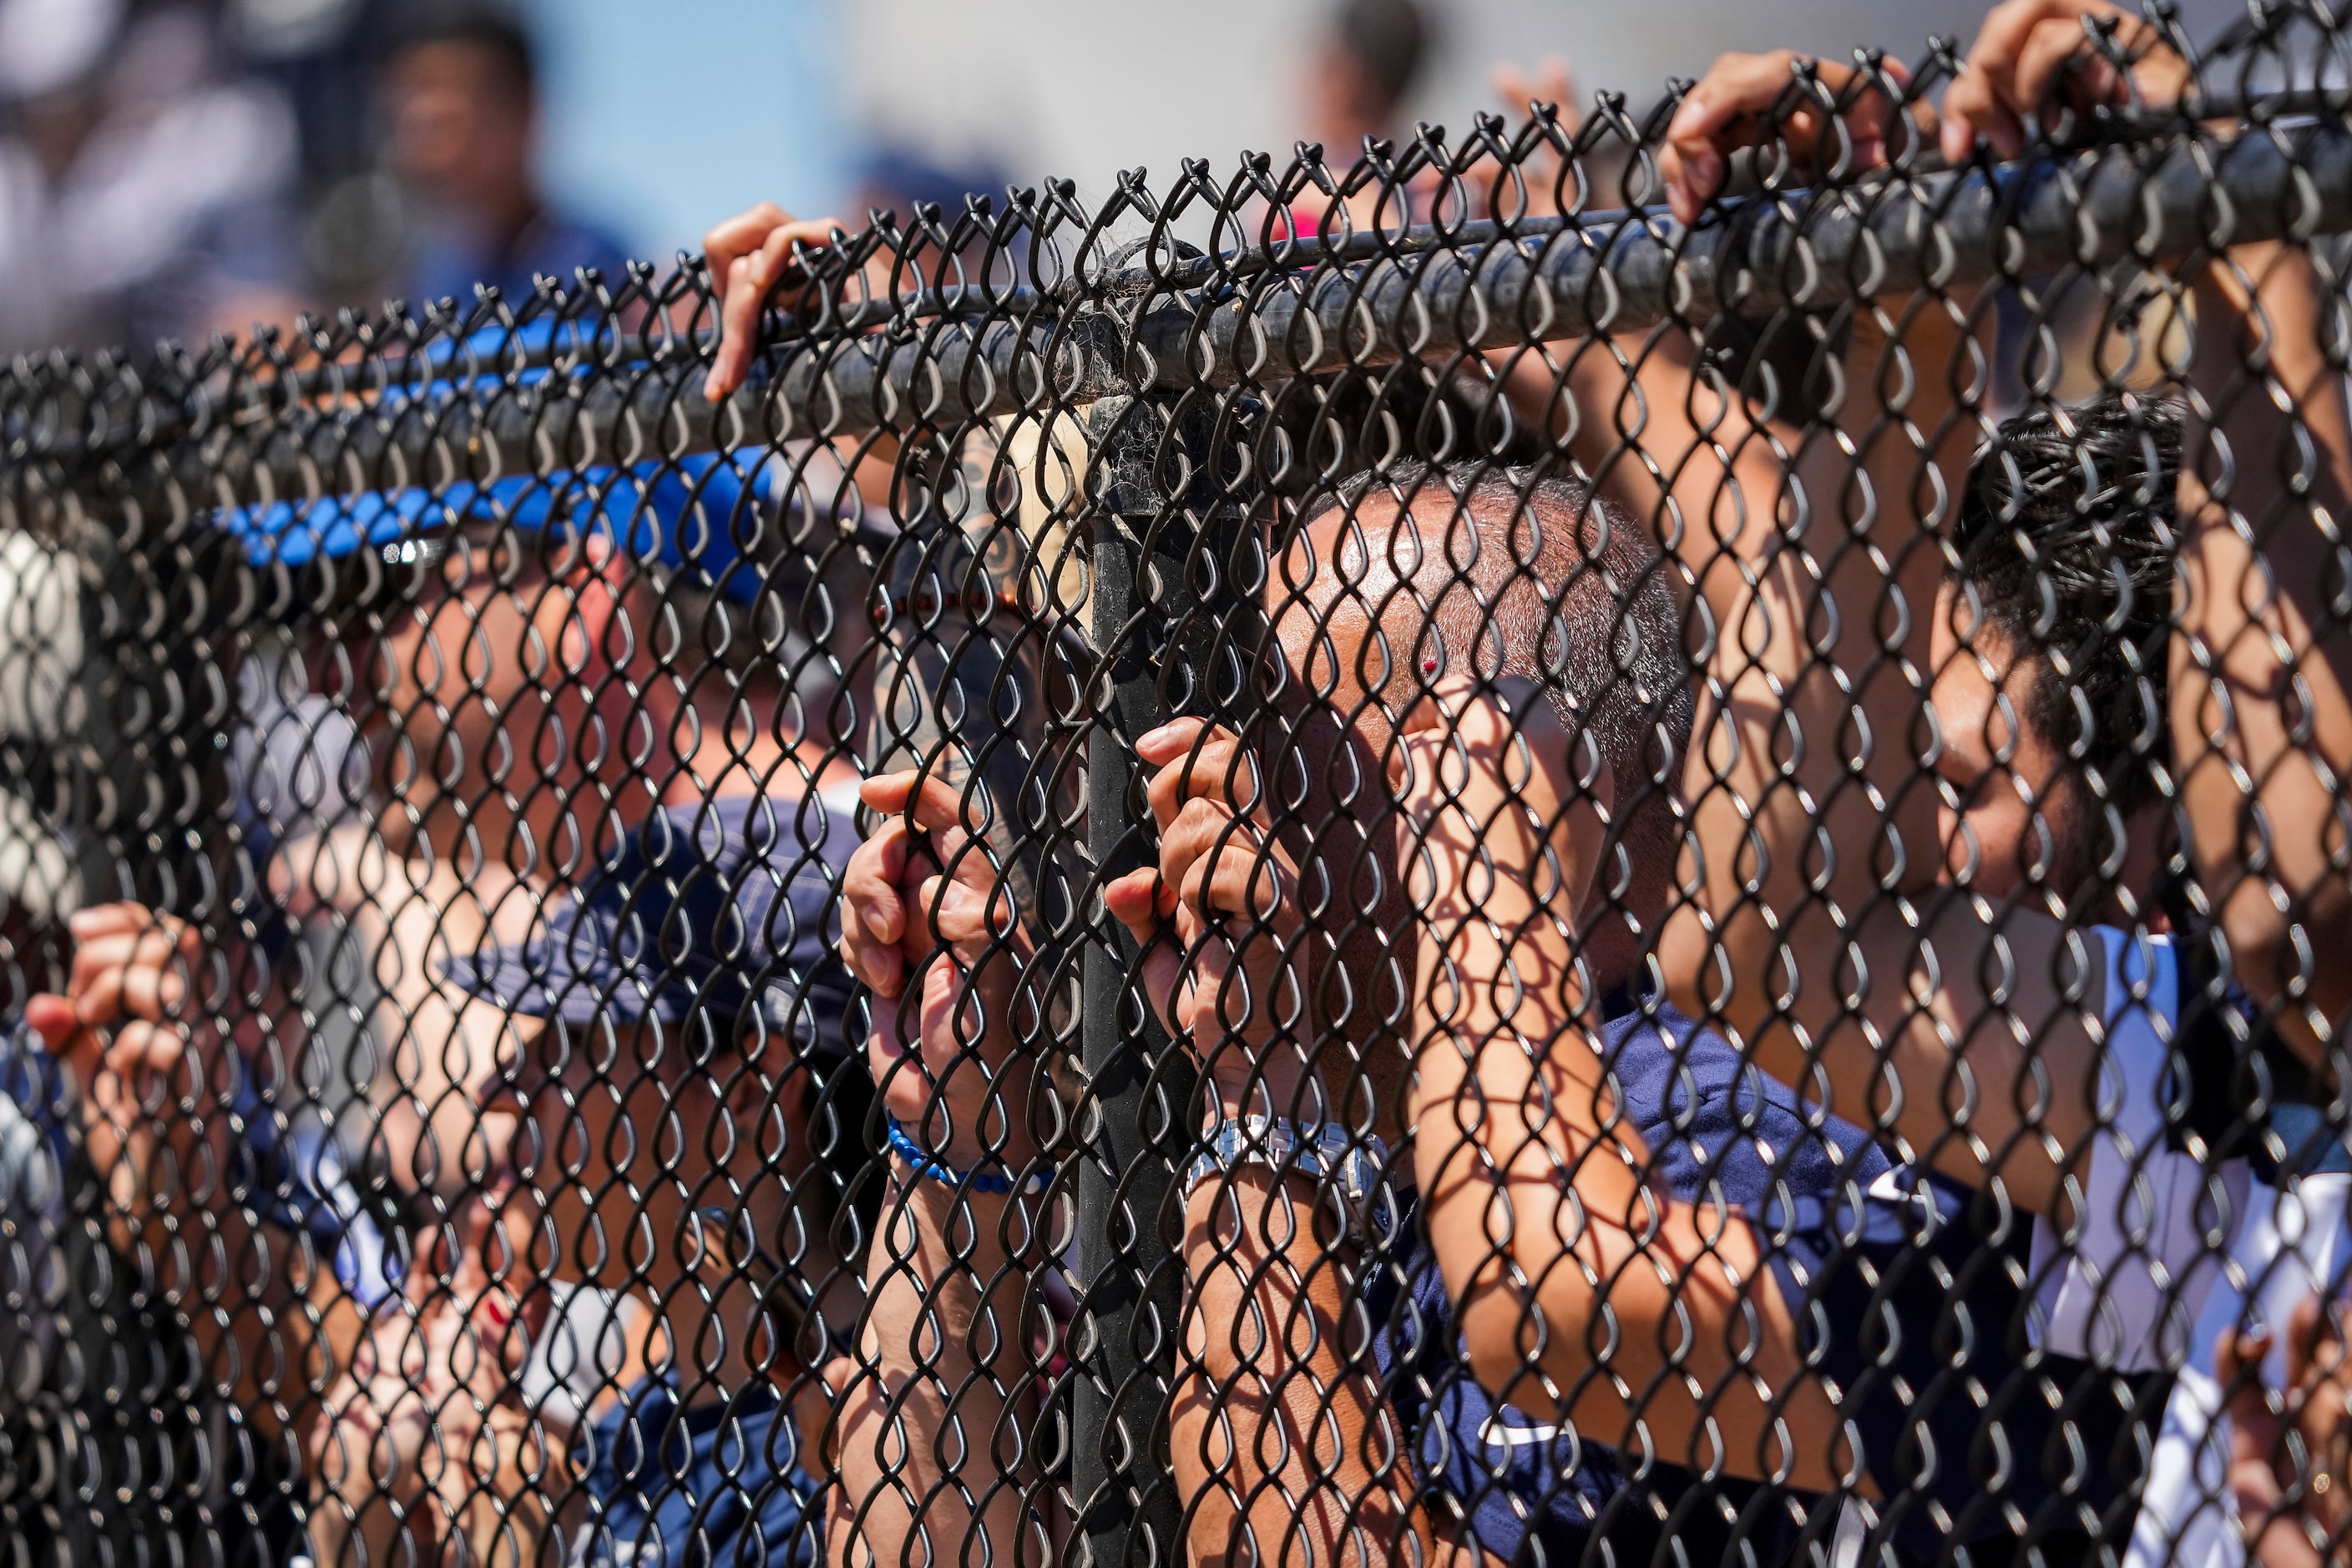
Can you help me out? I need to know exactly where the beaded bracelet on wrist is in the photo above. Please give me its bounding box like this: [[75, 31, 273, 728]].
[[884, 1115, 1050, 1197]]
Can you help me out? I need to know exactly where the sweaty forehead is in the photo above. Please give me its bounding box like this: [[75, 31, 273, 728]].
[[1272, 493, 1438, 698], [1277, 492, 1466, 621]]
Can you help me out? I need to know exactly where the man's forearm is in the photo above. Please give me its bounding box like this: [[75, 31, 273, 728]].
[[1173, 1139, 1429, 1568], [2176, 245, 2352, 1060], [833, 1173, 1042, 1568]]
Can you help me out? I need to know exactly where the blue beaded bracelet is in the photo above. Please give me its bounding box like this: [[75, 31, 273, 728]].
[[884, 1116, 1048, 1197]]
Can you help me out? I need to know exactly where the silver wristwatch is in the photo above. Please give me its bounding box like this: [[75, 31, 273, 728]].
[[1181, 1115, 1400, 1243]]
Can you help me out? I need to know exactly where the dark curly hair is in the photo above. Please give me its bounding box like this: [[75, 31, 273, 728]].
[[1949, 393, 2183, 825]]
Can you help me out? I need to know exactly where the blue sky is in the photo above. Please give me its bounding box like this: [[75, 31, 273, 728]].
[[518, 0, 850, 266]]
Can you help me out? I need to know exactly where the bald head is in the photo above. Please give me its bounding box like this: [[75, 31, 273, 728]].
[[1273, 463, 1694, 979]]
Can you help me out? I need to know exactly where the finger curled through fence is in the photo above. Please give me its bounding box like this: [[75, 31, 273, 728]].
[[8, 8, 2352, 1567]]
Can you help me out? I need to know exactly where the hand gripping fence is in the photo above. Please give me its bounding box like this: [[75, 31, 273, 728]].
[[9, 9, 2352, 1567]]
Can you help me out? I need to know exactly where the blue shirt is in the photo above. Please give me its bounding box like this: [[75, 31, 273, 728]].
[[0, 1020, 397, 1309], [0, 1028, 70, 1371], [1369, 995, 1884, 1564], [1613, 994, 2162, 1559], [408, 208, 632, 311], [1372, 994, 2168, 1562], [1790, 1135, 2171, 1557], [574, 1379, 821, 1568]]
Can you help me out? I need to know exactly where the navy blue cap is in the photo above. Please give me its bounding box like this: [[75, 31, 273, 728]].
[[448, 792, 858, 1055]]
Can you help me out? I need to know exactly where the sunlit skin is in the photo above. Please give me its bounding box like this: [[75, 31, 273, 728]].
[[1928, 579, 2169, 919], [817, 485, 1667, 1568], [1929, 582, 2067, 901], [331, 521, 857, 1193], [685, 16, 2352, 1539], [333, 529, 627, 1194]]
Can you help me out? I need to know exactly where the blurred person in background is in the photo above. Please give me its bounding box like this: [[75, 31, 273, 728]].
[[849, 144, 1008, 235], [1301, 0, 1427, 165], [1288, 0, 1575, 242], [0, 0, 306, 355], [1286, 0, 1432, 238], [383, 3, 628, 310]]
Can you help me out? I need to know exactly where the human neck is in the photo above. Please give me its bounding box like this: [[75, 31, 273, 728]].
[[2092, 802, 2175, 930], [1580, 907, 1647, 1004], [571, 1185, 810, 1410]]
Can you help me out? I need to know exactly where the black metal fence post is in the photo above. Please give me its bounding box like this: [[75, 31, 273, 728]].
[[1072, 381, 1263, 1568], [1074, 390, 1189, 1568]]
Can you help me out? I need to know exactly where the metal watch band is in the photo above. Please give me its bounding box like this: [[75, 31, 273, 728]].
[[1181, 1115, 1399, 1242]]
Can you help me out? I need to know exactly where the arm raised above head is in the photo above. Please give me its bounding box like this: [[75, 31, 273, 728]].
[[2173, 243, 2352, 1065], [1392, 679, 1858, 1495]]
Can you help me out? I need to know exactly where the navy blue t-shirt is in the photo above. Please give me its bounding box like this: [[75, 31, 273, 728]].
[[1373, 995, 2157, 1565], [1368, 995, 1885, 1565], [1781, 1151, 2168, 1559], [574, 1379, 820, 1568], [409, 209, 631, 310]]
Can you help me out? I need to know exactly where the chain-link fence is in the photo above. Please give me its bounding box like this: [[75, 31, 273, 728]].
[[4, 6, 2352, 1565]]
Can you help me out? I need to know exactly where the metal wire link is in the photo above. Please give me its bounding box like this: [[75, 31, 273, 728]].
[[4, 8, 2352, 1567]]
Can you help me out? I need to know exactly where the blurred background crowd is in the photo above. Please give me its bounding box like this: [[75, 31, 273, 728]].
[[0, 0, 2158, 362]]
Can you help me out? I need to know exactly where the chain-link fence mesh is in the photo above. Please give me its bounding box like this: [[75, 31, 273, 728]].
[[4, 7, 2352, 1565]]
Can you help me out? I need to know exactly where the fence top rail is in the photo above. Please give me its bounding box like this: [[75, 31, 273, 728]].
[[5, 94, 2349, 521]]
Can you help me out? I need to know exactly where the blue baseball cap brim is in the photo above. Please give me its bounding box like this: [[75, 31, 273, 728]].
[[212, 319, 775, 601], [445, 792, 857, 1037], [217, 459, 761, 590]]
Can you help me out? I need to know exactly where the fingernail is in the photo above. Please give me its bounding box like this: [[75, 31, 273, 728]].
[[1667, 98, 1706, 138], [1136, 724, 1185, 757]]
